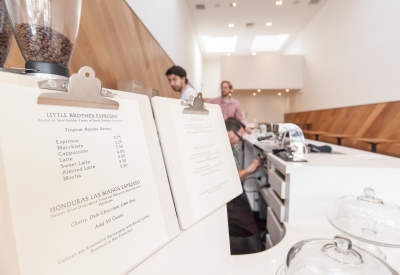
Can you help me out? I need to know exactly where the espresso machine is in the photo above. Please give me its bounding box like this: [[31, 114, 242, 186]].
[[269, 123, 310, 162]]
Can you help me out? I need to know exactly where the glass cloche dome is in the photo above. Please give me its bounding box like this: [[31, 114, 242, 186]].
[[276, 235, 398, 275], [327, 188, 400, 247]]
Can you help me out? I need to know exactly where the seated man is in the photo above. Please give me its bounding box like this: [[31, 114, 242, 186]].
[[225, 117, 260, 180]]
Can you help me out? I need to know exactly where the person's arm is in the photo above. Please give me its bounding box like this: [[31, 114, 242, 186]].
[[206, 97, 215, 103], [238, 158, 260, 181]]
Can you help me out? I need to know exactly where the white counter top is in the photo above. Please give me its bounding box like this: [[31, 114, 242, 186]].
[[270, 152, 400, 174], [234, 134, 400, 275], [243, 135, 400, 173]]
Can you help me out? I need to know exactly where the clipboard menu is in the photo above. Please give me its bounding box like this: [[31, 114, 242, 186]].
[[0, 70, 180, 275], [152, 95, 242, 229]]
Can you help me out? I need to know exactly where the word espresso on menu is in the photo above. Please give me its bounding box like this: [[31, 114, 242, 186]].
[[46, 112, 117, 120], [57, 139, 94, 181], [41, 112, 122, 123]]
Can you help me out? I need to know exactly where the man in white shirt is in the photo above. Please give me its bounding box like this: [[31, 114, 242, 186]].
[[165, 65, 197, 100]]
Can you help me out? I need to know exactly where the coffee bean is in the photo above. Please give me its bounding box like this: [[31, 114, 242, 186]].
[[14, 22, 73, 66], [0, 0, 13, 67]]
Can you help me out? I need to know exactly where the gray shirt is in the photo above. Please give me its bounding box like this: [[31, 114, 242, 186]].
[[180, 85, 197, 100]]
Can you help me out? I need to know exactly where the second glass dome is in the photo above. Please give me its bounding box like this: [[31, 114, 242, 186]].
[[327, 188, 400, 247]]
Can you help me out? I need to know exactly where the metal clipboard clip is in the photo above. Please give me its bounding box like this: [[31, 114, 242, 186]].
[[181, 93, 209, 115], [37, 66, 119, 110]]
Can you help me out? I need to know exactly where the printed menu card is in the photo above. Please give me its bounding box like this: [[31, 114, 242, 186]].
[[0, 76, 179, 275], [151, 96, 242, 229]]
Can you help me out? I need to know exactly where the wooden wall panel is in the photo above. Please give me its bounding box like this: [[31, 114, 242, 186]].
[[5, 0, 178, 99], [285, 101, 400, 158]]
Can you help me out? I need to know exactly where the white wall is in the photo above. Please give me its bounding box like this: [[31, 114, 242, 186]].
[[202, 60, 221, 98], [220, 55, 303, 90], [125, 0, 203, 92], [233, 94, 286, 124], [284, 0, 400, 113]]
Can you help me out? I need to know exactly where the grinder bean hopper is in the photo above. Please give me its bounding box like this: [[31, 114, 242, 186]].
[[5, 0, 82, 78], [0, 0, 12, 67]]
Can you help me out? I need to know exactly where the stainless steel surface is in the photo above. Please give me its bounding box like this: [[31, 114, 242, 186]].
[[38, 79, 68, 91], [0, 67, 37, 74], [181, 93, 209, 115], [271, 123, 310, 155], [37, 66, 119, 110]]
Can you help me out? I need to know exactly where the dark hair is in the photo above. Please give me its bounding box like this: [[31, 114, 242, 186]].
[[225, 117, 245, 132], [166, 66, 189, 84], [221, 80, 233, 89]]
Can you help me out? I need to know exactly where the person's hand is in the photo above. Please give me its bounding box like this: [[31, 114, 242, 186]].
[[246, 158, 261, 174]]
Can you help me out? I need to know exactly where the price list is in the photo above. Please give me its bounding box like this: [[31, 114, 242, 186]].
[[114, 135, 128, 168]]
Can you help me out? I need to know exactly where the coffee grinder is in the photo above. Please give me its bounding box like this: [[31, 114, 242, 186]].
[[5, 0, 82, 78]]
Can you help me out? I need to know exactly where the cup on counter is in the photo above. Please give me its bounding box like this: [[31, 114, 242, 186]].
[[260, 124, 267, 136]]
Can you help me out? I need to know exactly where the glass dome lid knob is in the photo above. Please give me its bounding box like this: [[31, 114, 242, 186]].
[[365, 188, 375, 198], [358, 187, 384, 204], [334, 235, 352, 253], [322, 235, 364, 265]]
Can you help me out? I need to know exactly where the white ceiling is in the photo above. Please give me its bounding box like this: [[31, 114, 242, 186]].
[[186, 0, 329, 60]]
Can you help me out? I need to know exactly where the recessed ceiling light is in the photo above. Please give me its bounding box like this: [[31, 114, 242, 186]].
[[253, 93, 256, 96], [196, 4, 206, 9], [252, 52, 257, 55], [250, 34, 290, 52], [230, 2, 237, 7], [257, 89, 261, 92], [286, 89, 290, 92], [228, 24, 234, 28], [266, 22, 272, 26], [278, 93, 282, 96], [227, 53, 231, 56], [203, 36, 237, 53], [276, 1, 283, 5]]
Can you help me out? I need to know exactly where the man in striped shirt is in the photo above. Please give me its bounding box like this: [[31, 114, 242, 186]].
[[207, 81, 243, 121]]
